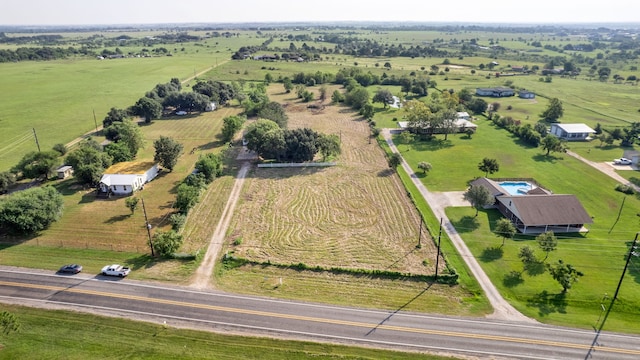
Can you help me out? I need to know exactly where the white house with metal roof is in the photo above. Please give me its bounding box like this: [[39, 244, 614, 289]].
[[550, 123, 596, 141]]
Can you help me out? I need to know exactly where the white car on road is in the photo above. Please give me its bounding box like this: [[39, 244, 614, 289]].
[[614, 158, 632, 165], [100, 264, 131, 277]]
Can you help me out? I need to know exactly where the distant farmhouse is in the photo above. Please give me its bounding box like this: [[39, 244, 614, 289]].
[[470, 178, 593, 234], [475, 87, 515, 97], [398, 112, 477, 134], [98, 161, 159, 197], [550, 123, 596, 141]]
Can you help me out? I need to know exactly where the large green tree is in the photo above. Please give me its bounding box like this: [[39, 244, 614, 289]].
[[65, 141, 113, 185], [478, 158, 500, 177], [244, 119, 281, 157], [258, 101, 288, 128], [494, 218, 516, 247], [388, 153, 402, 170], [221, 115, 246, 143], [0, 172, 16, 194], [463, 184, 494, 217], [537, 231, 558, 261], [540, 97, 564, 122], [132, 96, 163, 123], [11, 151, 60, 180], [0, 186, 64, 234], [547, 259, 583, 293], [194, 153, 223, 183], [152, 230, 184, 257], [466, 98, 488, 114], [102, 107, 130, 128], [372, 88, 394, 108], [153, 136, 183, 172], [540, 135, 566, 156], [317, 134, 341, 161], [106, 119, 145, 158]]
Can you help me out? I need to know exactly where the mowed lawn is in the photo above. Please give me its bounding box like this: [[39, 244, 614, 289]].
[[394, 117, 640, 331]]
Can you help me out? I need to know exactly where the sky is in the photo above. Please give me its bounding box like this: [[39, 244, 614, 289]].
[[2, 0, 640, 26]]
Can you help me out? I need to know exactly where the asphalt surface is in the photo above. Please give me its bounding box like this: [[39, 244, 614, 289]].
[[1, 268, 640, 360]]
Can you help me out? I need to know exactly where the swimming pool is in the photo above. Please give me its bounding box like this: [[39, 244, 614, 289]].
[[498, 181, 536, 196]]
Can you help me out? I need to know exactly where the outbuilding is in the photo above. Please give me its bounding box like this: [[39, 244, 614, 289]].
[[56, 165, 73, 179]]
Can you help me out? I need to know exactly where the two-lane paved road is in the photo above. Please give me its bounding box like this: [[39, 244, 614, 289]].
[[1, 268, 639, 359]]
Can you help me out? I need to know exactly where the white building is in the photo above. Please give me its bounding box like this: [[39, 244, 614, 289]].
[[99, 161, 159, 196]]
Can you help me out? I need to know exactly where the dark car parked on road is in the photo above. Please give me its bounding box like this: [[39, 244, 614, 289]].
[[58, 264, 83, 274]]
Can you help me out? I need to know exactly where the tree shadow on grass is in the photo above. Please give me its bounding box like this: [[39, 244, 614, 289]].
[[532, 153, 564, 163], [526, 290, 567, 317], [524, 262, 547, 276], [503, 270, 524, 288], [378, 168, 395, 177], [480, 246, 504, 262], [450, 215, 480, 233], [410, 138, 453, 151], [124, 254, 157, 271], [105, 214, 130, 224]]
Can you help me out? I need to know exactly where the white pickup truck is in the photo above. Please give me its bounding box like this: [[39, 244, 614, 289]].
[[100, 264, 131, 277]]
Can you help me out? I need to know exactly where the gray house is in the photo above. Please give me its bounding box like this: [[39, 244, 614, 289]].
[[475, 87, 515, 97]]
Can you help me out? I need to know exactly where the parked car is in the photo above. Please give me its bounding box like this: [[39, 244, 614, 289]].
[[100, 264, 131, 277], [175, 110, 187, 116], [58, 264, 83, 274], [614, 158, 632, 165]]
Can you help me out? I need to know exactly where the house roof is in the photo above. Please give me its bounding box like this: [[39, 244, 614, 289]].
[[99, 174, 140, 187], [57, 165, 73, 172], [104, 161, 156, 175], [469, 178, 505, 197], [553, 123, 596, 134], [398, 119, 477, 130], [496, 194, 593, 226]]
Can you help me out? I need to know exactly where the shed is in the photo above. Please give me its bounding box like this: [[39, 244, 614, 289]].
[[519, 90, 535, 99], [56, 165, 73, 179]]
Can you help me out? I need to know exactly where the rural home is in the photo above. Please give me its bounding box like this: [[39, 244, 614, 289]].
[[469, 178, 593, 234], [475, 87, 515, 97], [518, 90, 535, 99], [550, 123, 596, 141], [56, 165, 73, 179], [98, 161, 159, 197], [398, 116, 477, 134]]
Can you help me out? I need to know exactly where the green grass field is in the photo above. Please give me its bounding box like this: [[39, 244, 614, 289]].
[[392, 117, 640, 332], [0, 304, 455, 360]]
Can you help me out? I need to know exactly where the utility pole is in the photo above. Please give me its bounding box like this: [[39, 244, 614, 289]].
[[93, 109, 98, 134], [434, 218, 443, 281], [141, 197, 155, 257], [417, 217, 423, 249], [587, 233, 638, 357], [32, 128, 41, 152]]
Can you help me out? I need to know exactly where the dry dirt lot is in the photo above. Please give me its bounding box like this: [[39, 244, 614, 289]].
[[224, 87, 441, 275]]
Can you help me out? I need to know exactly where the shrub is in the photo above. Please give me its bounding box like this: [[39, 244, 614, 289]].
[[152, 230, 183, 257], [169, 213, 186, 231], [615, 184, 635, 195]]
